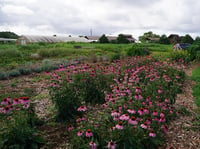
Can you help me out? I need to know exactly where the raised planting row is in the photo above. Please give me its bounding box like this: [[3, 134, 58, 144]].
[[47, 56, 186, 148]]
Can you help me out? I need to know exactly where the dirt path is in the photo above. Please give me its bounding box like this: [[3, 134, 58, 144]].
[[163, 62, 200, 149]]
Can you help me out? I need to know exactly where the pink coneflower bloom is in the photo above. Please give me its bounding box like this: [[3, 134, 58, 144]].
[[146, 96, 151, 102], [165, 98, 170, 103], [81, 116, 87, 121], [94, 123, 99, 127], [159, 117, 166, 123], [146, 117, 152, 125], [149, 130, 156, 137], [7, 97, 12, 102], [1, 98, 8, 105], [124, 103, 128, 109], [77, 130, 84, 136], [23, 103, 30, 109], [162, 125, 169, 133], [68, 124, 74, 131], [86, 129, 93, 137], [4, 106, 10, 114], [128, 116, 138, 125], [78, 106, 87, 112], [141, 122, 148, 129], [21, 97, 30, 104], [13, 98, 20, 105], [111, 111, 120, 117], [160, 111, 165, 118], [135, 87, 142, 93], [153, 110, 158, 116], [158, 88, 163, 94], [176, 75, 180, 79], [103, 103, 108, 108], [119, 114, 130, 121], [127, 109, 136, 114], [108, 141, 117, 149], [134, 93, 139, 100], [110, 126, 116, 131], [89, 142, 97, 149], [45, 71, 52, 75], [150, 76, 156, 81], [144, 108, 149, 114], [116, 121, 124, 130], [139, 94, 143, 100], [118, 106, 122, 111], [138, 108, 144, 116]]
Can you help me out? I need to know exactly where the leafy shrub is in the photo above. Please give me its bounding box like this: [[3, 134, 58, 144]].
[[49, 81, 82, 122], [41, 59, 54, 71], [188, 43, 200, 60], [0, 49, 22, 59], [0, 71, 8, 80], [110, 53, 121, 62], [32, 67, 42, 73], [127, 45, 150, 57], [8, 70, 21, 77], [18, 67, 32, 75], [18, 44, 40, 50], [170, 50, 190, 63], [0, 97, 45, 149]]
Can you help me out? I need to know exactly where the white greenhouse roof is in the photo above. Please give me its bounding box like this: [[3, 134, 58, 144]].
[[19, 35, 90, 43]]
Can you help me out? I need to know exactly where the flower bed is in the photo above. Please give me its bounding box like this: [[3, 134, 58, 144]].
[[48, 56, 186, 148]]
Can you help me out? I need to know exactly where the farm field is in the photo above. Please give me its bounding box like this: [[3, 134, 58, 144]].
[[0, 42, 199, 149]]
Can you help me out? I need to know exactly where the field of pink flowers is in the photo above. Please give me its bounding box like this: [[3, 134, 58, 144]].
[[46, 56, 186, 148]]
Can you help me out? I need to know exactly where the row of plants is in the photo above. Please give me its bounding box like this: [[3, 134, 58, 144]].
[[0, 96, 45, 148], [47, 56, 186, 148]]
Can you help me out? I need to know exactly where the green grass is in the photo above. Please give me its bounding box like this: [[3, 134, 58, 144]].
[[0, 42, 174, 72], [192, 67, 200, 108]]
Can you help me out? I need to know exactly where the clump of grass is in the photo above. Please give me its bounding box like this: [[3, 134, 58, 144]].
[[192, 67, 200, 108]]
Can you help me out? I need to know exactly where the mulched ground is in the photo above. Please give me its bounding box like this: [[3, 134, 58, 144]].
[[0, 61, 200, 149]]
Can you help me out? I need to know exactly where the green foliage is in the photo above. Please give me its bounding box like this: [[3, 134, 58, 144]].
[[41, 59, 54, 71], [192, 67, 200, 108], [110, 53, 121, 62], [8, 70, 21, 77], [181, 34, 194, 44], [127, 45, 150, 57], [0, 31, 19, 39], [0, 100, 45, 149], [0, 49, 22, 59], [32, 67, 42, 73], [0, 71, 8, 80], [18, 44, 40, 50], [117, 34, 130, 44], [188, 43, 200, 60], [159, 34, 170, 44], [74, 73, 112, 104], [169, 50, 190, 63], [49, 81, 82, 122], [139, 31, 160, 43], [18, 67, 32, 75], [99, 34, 109, 43]]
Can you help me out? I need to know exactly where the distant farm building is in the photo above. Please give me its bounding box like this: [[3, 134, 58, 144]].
[[121, 34, 136, 43], [16, 35, 90, 45], [85, 34, 136, 43], [0, 38, 17, 44]]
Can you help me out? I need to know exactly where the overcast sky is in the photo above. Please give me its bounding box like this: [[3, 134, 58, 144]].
[[0, 0, 199, 39]]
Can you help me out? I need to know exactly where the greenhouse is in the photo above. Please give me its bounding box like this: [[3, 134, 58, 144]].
[[16, 35, 90, 45]]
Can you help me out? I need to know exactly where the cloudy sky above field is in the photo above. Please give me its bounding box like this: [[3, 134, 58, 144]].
[[0, 0, 200, 39]]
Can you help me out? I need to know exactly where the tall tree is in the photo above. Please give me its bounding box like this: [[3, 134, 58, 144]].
[[0, 31, 19, 39], [181, 34, 194, 44], [139, 31, 160, 43], [117, 34, 130, 44], [99, 34, 109, 43], [159, 34, 170, 44]]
